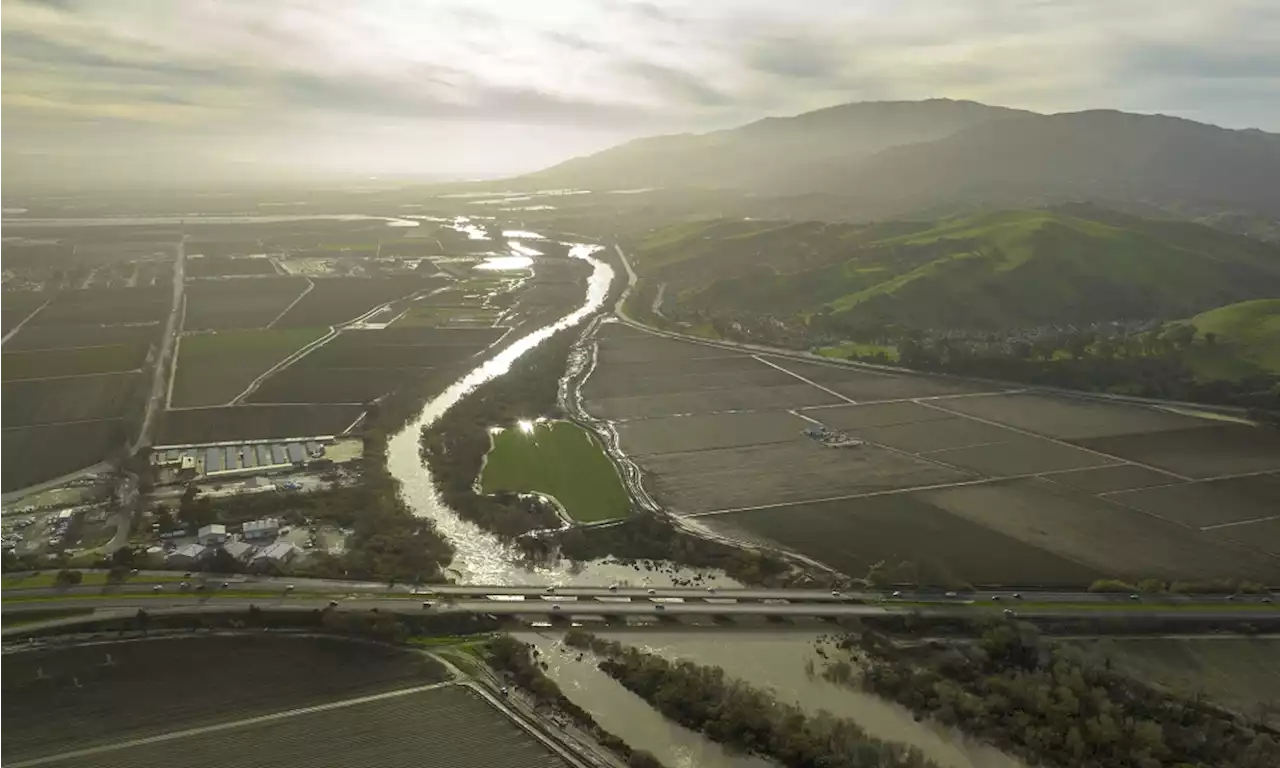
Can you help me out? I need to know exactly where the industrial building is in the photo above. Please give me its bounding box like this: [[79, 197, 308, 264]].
[[197, 524, 228, 546], [150, 436, 335, 482], [242, 518, 281, 541]]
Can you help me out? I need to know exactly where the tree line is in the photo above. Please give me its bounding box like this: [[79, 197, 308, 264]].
[[838, 622, 1280, 768], [484, 635, 665, 768], [564, 630, 939, 768]]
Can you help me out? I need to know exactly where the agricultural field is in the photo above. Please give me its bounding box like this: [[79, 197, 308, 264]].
[[585, 325, 1280, 585], [1, 290, 51, 332], [182, 277, 308, 331], [2, 372, 142, 427], [482, 420, 631, 522], [29, 286, 170, 327], [1, 635, 446, 763], [2, 420, 127, 491], [155, 403, 366, 444], [248, 326, 503, 405], [169, 327, 327, 407], [2, 342, 148, 381], [272, 276, 443, 328], [3, 322, 158, 351], [47, 686, 569, 768], [185, 254, 279, 277]]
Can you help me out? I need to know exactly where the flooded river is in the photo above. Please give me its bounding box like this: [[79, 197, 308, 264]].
[[517, 631, 777, 768], [521, 630, 1027, 768], [385, 242, 739, 589]]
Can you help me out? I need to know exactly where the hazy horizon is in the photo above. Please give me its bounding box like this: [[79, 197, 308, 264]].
[[4, 0, 1278, 189]]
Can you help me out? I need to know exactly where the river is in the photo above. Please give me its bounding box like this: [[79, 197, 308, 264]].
[[519, 630, 1028, 768], [384, 243, 740, 589]]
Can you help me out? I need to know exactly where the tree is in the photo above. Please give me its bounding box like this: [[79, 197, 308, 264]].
[[1204, 331, 1218, 346], [54, 569, 83, 587], [107, 565, 131, 583], [1167, 323, 1198, 350], [135, 608, 150, 634]]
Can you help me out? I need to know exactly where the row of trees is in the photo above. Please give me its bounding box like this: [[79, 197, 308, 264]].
[[842, 623, 1280, 768], [565, 630, 938, 768]]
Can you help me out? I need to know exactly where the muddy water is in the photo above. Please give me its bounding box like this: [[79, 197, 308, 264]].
[[601, 631, 1028, 768], [516, 631, 777, 768], [386, 243, 740, 589]]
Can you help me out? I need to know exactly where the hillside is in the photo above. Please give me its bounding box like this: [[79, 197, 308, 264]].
[[1180, 300, 1280, 381], [527, 100, 1280, 220], [635, 207, 1280, 332], [525, 99, 1029, 192]]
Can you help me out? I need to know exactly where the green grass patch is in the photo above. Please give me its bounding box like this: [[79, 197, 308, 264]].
[[1182, 299, 1280, 380], [480, 420, 631, 523], [2, 607, 95, 626], [1, 343, 149, 382]]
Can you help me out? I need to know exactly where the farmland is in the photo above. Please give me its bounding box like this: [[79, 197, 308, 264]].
[[583, 323, 1280, 586], [2, 342, 148, 381], [182, 277, 308, 331], [482, 420, 631, 522], [247, 326, 504, 405], [155, 403, 366, 444], [0, 283, 171, 489], [2, 372, 142, 427], [185, 254, 279, 277], [2, 420, 127, 491], [46, 686, 568, 768], [3, 322, 158, 351], [169, 327, 327, 407], [1, 635, 447, 763], [273, 276, 443, 328]]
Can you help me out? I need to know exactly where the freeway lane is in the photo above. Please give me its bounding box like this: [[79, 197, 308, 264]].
[[5, 593, 1278, 639], [4, 572, 1274, 607]]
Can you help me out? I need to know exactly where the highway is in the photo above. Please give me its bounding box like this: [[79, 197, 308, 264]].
[[5, 571, 1275, 606]]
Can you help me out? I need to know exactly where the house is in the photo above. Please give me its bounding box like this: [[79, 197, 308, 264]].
[[166, 543, 209, 568], [197, 524, 228, 546], [250, 541, 298, 572], [242, 518, 281, 541], [222, 539, 257, 563]]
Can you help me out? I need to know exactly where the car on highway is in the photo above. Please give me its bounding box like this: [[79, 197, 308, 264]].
[[285, 584, 295, 592], [945, 591, 958, 598], [551, 604, 561, 612], [422, 601, 433, 609], [180, 582, 190, 590], [328, 600, 339, 607], [545, 586, 556, 594], [152, 585, 162, 592], [891, 590, 901, 598], [608, 584, 618, 592], [1129, 594, 1140, 601], [831, 590, 843, 598], [646, 588, 656, 595], [655, 604, 666, 612]]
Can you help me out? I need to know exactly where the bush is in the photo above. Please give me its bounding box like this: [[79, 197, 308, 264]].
[[54, 569, 83, 587], [1088, 579, 1136, 593]]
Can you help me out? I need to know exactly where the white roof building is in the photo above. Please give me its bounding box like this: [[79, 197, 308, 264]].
[[197, 524, 227, 544], [242, 518, 281, 540], [166, 543, 209, 566], [222, 539, 257, 562]]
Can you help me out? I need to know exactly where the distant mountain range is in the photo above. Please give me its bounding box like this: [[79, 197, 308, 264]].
[[525, 99, 1280, 220]]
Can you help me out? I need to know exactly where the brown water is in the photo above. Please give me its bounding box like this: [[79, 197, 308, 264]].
[[558, 630, 1029, 768], [516, 631, 778, 768]]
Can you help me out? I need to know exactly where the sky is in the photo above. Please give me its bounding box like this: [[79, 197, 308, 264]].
[[3, 0, 1278, 186]]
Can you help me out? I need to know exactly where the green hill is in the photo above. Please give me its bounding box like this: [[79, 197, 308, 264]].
[[1180, 300, 1280, 381], [635, 207, 1280, 332]]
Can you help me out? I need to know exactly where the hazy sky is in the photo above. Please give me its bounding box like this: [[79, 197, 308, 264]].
[[3, 0, 1278, 184]]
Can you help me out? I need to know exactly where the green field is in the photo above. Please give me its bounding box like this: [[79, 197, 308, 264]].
[[170, 327, 326, 407], [481, 420, 631, 522], [1180, 299, 1280, 381]]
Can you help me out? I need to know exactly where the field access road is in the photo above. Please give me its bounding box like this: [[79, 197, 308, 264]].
[[132, 234, 186, 454]]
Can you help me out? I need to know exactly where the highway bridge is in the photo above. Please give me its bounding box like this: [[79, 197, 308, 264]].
[[3, 573, 1276, 636]]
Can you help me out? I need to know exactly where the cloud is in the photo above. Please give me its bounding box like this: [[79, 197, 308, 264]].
[[2, 0, 1277, 184]]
